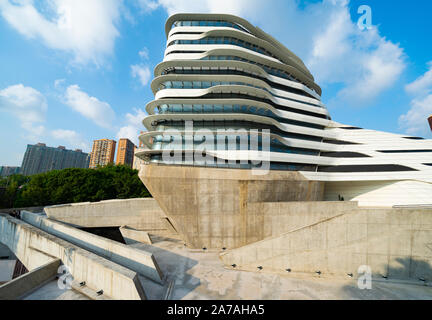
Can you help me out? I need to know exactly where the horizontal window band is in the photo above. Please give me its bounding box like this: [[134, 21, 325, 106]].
[[323, 139, 361, 145], [171, 20, 251, 34], [147, 154, 318, 172], [339, 127, 363, 130], [403, 137, 425, 140], [318, 164, 417, 173], [153, 120, 324, 142], [156, 105, 324, 129], [320, 152, 371, 158], [377, 150, 432, 153], [163, 68, 318, 100], [159, 93, 328, 119]]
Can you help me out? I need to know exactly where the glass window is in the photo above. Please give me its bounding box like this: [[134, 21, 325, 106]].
[[183, 81, 193, 89], [183, 104, 193, 113], [214, 105, 223, 112], [193, 81, 201, 89]]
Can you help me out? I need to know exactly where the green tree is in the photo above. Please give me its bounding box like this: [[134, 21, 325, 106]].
[[11, 165, 150, 208], [0, 174, 29, 208]]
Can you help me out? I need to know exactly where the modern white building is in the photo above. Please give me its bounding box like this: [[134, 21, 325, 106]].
[[137, 13, 432, 207]]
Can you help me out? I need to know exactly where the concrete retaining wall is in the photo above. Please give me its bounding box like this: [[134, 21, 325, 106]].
[[21, 211, 164, 284], [0, 214, 147, 300], [220, 202, 432, 282], [44, 198, 167, 230]]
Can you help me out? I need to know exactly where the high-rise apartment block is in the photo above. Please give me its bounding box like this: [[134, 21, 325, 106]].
[[116, 138, 136, 168], [0, 166, 20, 177], [89, 139, 116, 168], [20, 143, 90, 176]]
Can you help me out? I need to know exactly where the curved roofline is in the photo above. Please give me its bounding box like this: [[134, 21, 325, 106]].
[[165, 13, 310, 73]]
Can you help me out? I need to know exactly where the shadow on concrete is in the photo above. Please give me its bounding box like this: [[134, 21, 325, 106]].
[[340, 257, 432, 300], [131, 236, 201, 300], [80, 227, 126, 244]]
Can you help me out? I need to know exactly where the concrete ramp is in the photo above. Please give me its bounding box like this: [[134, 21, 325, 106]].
[[220, 203, 432, 283], [21, 211, 164, 284], [0, 214, 147, 300], [44, 198, 169, 231]]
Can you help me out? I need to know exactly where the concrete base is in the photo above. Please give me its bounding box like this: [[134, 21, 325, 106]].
[[139, 164, 324, 249]]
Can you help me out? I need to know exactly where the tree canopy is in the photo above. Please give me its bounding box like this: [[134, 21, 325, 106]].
[[0, 165, 151, 209]]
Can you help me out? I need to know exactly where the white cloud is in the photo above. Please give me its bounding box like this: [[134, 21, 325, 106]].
[[131, 64, 151, 86], [54, 78, 66, 89], [0, 84, 47, 139], [399, 62, 432, 136], [0, 0, 121, 66], [301, 1, 405, 104], [137, 0, 260, 16], [64, 85, 116, 128], [399, 95, 432, 136], [336, 39, 405, 103], [51, 129, 89, 151], [138, 0, 405, 106], [117, 108, 147, 145], [139, 47, 150, 60], [405, 61, 432, 96]]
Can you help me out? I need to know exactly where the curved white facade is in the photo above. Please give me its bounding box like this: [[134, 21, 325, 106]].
[[138, 13, 432, 206]]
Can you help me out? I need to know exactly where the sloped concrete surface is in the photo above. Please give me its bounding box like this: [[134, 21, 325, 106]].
[[220, 202, 432, 283], [45, 198, 168, 231], [0, 214, 147, 300], [21, 211, 164, 284], [23, 280, 90, 300], [132, 236, 432, 300]]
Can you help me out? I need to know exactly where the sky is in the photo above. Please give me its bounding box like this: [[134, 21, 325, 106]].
[[1, 0, 432, 166]]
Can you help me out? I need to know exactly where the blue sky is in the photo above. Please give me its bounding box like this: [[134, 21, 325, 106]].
[[1, 0, 432, 166]]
